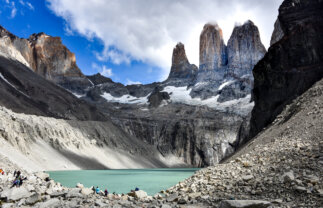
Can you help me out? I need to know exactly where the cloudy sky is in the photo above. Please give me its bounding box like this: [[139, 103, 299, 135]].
[[0, 0, 283, 84]]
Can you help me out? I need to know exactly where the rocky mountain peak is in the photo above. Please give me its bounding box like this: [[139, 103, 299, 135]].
[[227, 20, 266, 76], [166, 42, 197, 83], [172, 42, 188, 66], [199, 23, 227, 71]]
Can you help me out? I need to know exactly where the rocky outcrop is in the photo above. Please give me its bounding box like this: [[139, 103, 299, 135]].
[[166, 43, 198, 85], [0, 26, 92, 94], [250, 0, 323, 138], [199, 23, 227, 71], [270, 19, 284, 46], [227, 20, 266, 76]]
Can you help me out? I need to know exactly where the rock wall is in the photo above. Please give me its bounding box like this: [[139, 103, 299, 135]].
[[0, 26, 92, 94], [166, 43, 198, 85], [227, 20, 266, 76], [250, 0, 323, 138], [199, 23, 227, 71]]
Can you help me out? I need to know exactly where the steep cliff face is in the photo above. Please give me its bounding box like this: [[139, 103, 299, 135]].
[[250, 0, 323, 138], [0, 27, 92, 94], [191, 21, 266, 101], [199, 23, 227, 71], [270, 19, 284, 46], [227, 20, 266, 76], [166, 42, 198, 85]]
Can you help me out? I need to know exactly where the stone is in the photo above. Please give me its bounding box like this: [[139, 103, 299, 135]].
[[0, 187, 32, 202], [219, 200, 271, 208], [188, 192, 201, 199], [76, 183, 84, 189], [242, 175, 254, 181], [25, 193, 41, 205], [295, 186, 307, 192], [49, 191, 66, 198], [81, 187, 93, 195], [283, 171, 295, 182], [35, 172, 49, 180], [134, 190, 147, 199], [39, 198, 61, 208], [95, 200, 109, 207], [166, 193, 179, 202]]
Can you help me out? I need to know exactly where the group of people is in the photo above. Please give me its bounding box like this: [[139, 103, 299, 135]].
[[11, 170, 27, 188], [92, 186, 109, 196], [91, 186, 140, 197]]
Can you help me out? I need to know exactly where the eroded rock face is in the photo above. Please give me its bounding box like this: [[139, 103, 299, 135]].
[[0, 26, 92, 93], [227, 20, 266, 76], [166, 42, 198, 86], [250, 0, 323, 138], [199, 23, 227, 71], [270, 19, 284, 46]]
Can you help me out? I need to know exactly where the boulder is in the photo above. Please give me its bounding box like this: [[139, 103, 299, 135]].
[[39, 198, 61, 208], [219, 200, 271, 208], [95, 200, 109, 207], [25, 193, 41, 205], [0, 187, 32, 202], [283, 171, 295, 182], [134, 190, 147, 199], [81, 187, 93, 195], [35, 172, 49, 180], [166, 193, 179, 202]]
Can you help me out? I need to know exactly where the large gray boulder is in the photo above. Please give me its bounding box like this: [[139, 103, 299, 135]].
[[219, 200, 271, 208], [0, 187, 32, 202]]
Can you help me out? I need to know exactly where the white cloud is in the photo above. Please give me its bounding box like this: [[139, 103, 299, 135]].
[[92, 63, 113, 77], [47, 0, 283, 81], [126, 79, 142, 86], [19, 0, 34, 10], [10, 2, 17, 18]]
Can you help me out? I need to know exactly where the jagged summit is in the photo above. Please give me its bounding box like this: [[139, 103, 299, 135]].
[[199, 23, 227, 71], [166, 42, 197, 84], [171, 42, 188, 66], [227, 20, 266, 76]]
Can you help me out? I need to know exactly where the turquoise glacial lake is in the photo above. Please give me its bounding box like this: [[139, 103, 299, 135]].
[[48, 168, 199, 196]]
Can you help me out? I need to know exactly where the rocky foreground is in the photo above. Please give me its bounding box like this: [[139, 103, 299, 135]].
[[1, 78, 322, 207]]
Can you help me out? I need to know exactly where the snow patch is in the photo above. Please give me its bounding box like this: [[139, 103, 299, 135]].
[[101, 93, 149, 105], [218, 80, 235, 90], [162, 86, 253, 115], [87, 78, 95, 86]]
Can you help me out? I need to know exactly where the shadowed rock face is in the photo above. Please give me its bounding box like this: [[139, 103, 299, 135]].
[[250, 0, 323, 138], [199, 23, 227, 71], [227, 20, 266, 76], [270, 19, 284, 46]]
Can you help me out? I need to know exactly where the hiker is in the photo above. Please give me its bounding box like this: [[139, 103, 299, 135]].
[[104, 189, 108, 196], [0, 168, 4, 175], [92, 186, 95, 192], [135, 187, 139, 191], [19, 176, 27, 186], [14, 170, 21, 179], [11, 175, 21, 188], [96, 186, 100, 194]]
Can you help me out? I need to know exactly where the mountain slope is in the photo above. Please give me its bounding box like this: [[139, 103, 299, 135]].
[[0, 56, 104, 121], [250, 0, 323, 138], [166, 77, 323, 207]]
